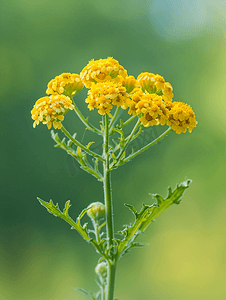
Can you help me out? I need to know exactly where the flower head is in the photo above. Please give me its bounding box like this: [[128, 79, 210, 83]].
[[137, 72, 174, 101], [121, 75, 137, 93], [46, 73, 84, 97], [31, 94, 74, 129], [80, 57, 127, 88], [85, 81, 130, 115], [166, 102, 197, 134], [128, 88, 144, 115], [87, 202, 105, 222], [135, 93, 168, 127]]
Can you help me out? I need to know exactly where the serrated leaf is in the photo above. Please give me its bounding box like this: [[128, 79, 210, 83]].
[[37, 198, 91, 242], [38, 199, 61, 217], [117, 204, 157, 259], [140, 179, 192, 232]]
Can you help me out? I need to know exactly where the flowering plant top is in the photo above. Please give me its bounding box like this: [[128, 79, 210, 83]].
[[31, 57, 197, 300], [31, 57, 196, 134]]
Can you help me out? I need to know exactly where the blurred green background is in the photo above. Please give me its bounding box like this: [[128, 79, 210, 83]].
[[1, 0, 226, 299]]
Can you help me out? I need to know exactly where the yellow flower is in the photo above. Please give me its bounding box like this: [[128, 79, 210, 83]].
[[162, 82, 174, 102], [80, 57, 127, 88], [166, 102, 197, 134], [135, 93, 168, 127], [128, 88, 144, 115], [137, 72, 174, 101], [85, 82, 129, 115], [137, 72, 156, 93], [31, 94, 74, 129], [46, 73, 84, 97], [121, 75, 137, 93]]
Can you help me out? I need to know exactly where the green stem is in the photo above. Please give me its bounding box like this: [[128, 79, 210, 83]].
[[123, 127, 173, 163], [72, 100, 102, 135], [113, 118, 141, 167], [109, 106, 121, 131], [94, 221, 101, 244], [61, 125, 104, 161], [122, 114, 136, 127], [103, 114, 116, 300]]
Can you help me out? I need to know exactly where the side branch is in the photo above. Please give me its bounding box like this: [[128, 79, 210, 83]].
[[72, 100, 102, 135], [61, 125, 104, 161], [123, 127, 173, 163], [112, 118, 141, 168]]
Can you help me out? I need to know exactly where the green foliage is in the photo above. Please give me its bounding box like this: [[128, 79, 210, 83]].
[[51, 130, 103, 180], [37, 198, 92, 242], [74, 287, 98, 300], [116, 179, 191, 260]]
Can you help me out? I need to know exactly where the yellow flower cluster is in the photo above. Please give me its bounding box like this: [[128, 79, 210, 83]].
[[31, 95, 74, 129], [166, 102, 197, 134], [86, 82, 129, 115], [31, 57, 196, 134], [80, 57, 127, 88], [137, 72, 174, 101], [46, 73, 84, 97], [129, 91, 168, 127]]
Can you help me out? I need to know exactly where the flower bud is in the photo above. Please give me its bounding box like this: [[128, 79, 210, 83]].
[[87, 202, 105, 222], [95, 262, 107, 278]]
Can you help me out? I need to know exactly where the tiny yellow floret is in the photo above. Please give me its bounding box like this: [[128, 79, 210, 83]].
[[46, 73, 84, 97], [166, 102, 197, 134], [31, 95, 74, 129], [80, 57, 128, 88]]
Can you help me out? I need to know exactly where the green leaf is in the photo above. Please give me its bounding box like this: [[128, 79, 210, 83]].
[[80, 166, 102, 180], [117, 203, 158, 259], [37, 198, 91, 242], [116, 179, 192, 259], [124, 203, 138, 218], [140, 178, 192, 232], [74, 287, 96, 300]]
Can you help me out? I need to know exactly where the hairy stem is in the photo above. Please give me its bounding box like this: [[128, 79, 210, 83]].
[[103, 114, 116, 300], [113, 118, 141, 167]]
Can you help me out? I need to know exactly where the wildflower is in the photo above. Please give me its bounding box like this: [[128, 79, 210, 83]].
[[135, 94, 168, 127], [137, 72, 174, 101], [166, 102, 197, 134], [162, 82, 174, 102], [128, 88, 144, 115], [87, 202, 105, 222], [46, 73, 84, 97], [80, 57, 127, 88], [31, 94, 74, 129], [85, 82, 130, 115], [121, 75, 137, 93]]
